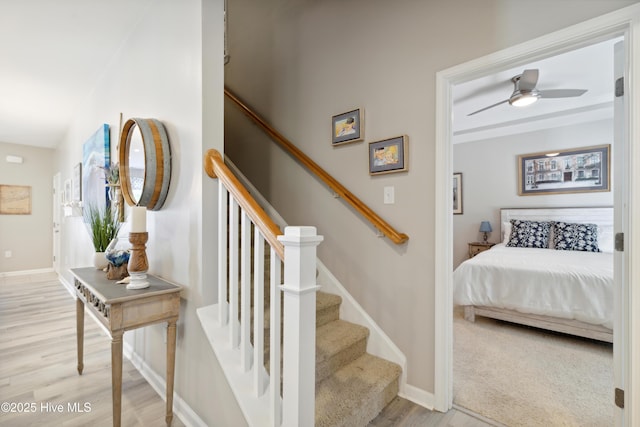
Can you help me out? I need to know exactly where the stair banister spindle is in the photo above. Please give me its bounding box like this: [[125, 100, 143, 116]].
[[253, 230, 266, 396], [229, 198, 240, 349], [218, 182, 228, 325], [279, 226, 323, 427], [269, 247, 282, 426], [240, 210, 252, 371]]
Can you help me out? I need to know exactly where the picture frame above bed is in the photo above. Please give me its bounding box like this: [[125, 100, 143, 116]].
[[517, 144, 610, 196]]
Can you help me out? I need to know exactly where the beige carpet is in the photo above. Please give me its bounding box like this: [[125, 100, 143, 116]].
[[453, 307, 614, 427]]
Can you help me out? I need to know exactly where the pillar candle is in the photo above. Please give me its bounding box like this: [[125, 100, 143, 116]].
[[131, 206, 147, 232]]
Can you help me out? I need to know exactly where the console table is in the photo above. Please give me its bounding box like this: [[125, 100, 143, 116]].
[[71, 267, 181, 427]]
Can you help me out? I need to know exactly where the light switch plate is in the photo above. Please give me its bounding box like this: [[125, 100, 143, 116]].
[[384, 186, 394, 204]]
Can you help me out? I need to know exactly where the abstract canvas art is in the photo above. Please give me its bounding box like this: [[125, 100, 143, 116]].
[[82, 124, 110, 217]]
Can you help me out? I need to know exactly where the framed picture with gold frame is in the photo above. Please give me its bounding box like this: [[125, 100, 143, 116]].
[[369, 135, 408, 175], [332, 108, 363, 145]]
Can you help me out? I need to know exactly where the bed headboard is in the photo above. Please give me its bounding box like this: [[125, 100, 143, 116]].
[[500, 207, 614, 252]]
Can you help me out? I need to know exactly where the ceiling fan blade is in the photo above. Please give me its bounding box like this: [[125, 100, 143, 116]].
[[467, 99, 510, 116], [539, 89, 588, 98], [518, 69, 539, 91]]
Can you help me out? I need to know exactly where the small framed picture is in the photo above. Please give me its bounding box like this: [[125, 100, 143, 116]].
[[368, 135, 408, 175], [453, 172, 463, 215], [332, 108, 363, 145], [64, 179, 72, 204], [73, 162, 82, 202]]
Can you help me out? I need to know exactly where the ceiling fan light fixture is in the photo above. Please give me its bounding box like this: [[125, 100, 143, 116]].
[[509, 90, 540, 107]]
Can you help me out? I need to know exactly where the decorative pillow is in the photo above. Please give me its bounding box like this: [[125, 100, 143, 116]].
[[502, 222, 512, 244], [553, 222, 601, 252], [506, 219, 552, 248]]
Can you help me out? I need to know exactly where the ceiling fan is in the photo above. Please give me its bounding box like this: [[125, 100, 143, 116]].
[[467, 69, 588, 116]]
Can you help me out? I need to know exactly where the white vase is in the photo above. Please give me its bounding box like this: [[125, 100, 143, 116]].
[[93, 252, 108, 270]]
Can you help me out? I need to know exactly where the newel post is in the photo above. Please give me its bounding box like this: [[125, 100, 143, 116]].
[[279, 226, 323, 427]]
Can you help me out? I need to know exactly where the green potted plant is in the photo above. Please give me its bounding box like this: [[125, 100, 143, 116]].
[[84, 203, 122, 269]]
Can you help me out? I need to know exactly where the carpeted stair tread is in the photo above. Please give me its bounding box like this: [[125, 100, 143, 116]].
[[316, 291, 342, 327], [259, 291, 342, 335], [316, 319, 369, 383], [315, 353, 402, 427]]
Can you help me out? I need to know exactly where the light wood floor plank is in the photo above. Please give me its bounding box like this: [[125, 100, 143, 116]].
[[0, 274, 185, 427]]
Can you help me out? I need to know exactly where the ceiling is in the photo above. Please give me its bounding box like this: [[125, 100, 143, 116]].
[[452, 37, 621, 144], [0, 0, 152, 149], [0, 3, 620, 150]]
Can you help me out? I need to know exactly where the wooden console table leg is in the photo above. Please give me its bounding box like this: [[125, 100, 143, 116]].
[[111, 331, 124, 427], [76, 297, 84, 375], [166, 320, 177, 425]]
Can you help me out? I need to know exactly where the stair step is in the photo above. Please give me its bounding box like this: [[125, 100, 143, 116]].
[[315, 353, 402, 427], [316, 319, 368, 383], [316, 292, 342, 327], [260, 291, 341, 336]]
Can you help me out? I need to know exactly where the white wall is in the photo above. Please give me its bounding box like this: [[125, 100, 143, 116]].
[[0, 142, 53, 273], [453, 119, 614, 267], [224, 0, 637, 398], [54, 0, 246, 425]]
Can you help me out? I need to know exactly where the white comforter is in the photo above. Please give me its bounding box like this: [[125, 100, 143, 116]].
[[453, 243, 614, 328]]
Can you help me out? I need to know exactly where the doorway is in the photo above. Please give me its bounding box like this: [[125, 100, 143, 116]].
[[434, 6, 640, 427]]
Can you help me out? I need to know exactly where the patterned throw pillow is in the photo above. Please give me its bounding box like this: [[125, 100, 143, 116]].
[[553, 222, 601, 252], [506, 219, 552, 248]]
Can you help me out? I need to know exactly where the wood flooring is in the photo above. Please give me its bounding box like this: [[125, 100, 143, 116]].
[[0, 272, 494, 427], [0, 272, 185, 427]]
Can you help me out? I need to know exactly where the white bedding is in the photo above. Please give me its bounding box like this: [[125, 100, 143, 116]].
[[453, 243, 614, 329]]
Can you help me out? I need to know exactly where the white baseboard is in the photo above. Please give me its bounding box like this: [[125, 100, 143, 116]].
[[59, 275, 206, 427], [0, 267, 54, 278], [398, 383, 435, 411]]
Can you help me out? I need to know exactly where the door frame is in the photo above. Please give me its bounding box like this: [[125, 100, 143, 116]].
[[52, 172, 61, 274], [434, 4, 640, 425]]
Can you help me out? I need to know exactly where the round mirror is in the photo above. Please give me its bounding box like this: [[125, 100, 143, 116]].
[[128, 125, 145, 203], [119, 118, 171, 211]]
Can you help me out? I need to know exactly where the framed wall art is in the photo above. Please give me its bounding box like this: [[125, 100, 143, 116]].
[[518, 144, 610, 196], [64, 179, 72, 204], [82, 124, 110, 213], [0, 185, 32, 215], [332, 108, 363, 145], [453, 173, 463, 215], [73, 162, 82, 202], [369, 135, 408, 175]]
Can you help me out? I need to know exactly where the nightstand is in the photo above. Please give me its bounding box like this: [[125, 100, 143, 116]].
[[468, 242, 496, 258]]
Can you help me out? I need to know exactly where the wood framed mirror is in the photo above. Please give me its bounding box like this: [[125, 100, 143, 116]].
[[118, 118, 171, 211]]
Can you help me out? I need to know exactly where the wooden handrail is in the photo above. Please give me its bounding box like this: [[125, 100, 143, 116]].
[[224, 87, 409, 245], [204, 149, 285, 260]]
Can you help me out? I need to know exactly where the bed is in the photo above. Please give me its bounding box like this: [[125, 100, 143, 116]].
[[453, 207, 614, 342]]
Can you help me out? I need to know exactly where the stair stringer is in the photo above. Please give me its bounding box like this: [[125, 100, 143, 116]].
[[226, 157, 408, 396]]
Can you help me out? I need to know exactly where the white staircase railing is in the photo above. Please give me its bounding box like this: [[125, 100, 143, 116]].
[[201, 149, 323, 426]]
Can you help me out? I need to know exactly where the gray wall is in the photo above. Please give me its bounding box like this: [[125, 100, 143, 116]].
[[453, 119, 615, 268], [53, 0, 246, 425], [224, 0, 637, 396], [0, 142, 53, 273]]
